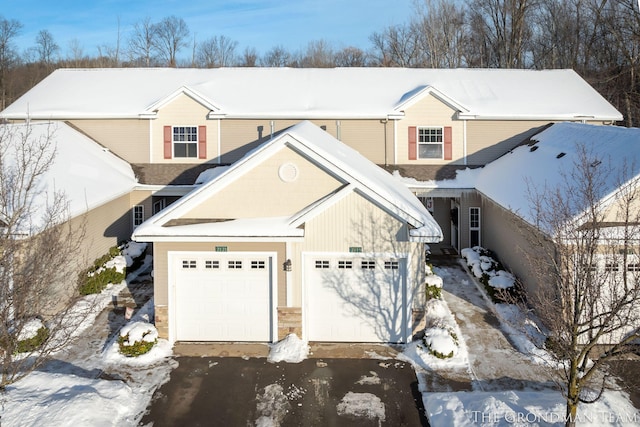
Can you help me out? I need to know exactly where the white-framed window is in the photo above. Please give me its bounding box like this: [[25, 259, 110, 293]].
[[384, 260, 399, 270], [205, 260, 219, 269], [469, 207, 481, 247], [361, 260, 376, 270], [251, 260, 266, 269], [228, 260, 242, 269], [338, 260, 353, 269], [182, 260, 197, 269], [133, 205, 144, 228], [418, 127, 444, 159], [173, 126, 198, 158], [315, 260, 330, 269]]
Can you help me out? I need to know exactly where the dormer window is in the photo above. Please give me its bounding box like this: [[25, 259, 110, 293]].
[[173, 126, 198, 158], [163, 125, 207, 159]]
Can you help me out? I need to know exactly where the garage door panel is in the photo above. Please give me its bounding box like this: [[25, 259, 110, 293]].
[[173, 253, 272, 342], [306, 256, 407, 343]]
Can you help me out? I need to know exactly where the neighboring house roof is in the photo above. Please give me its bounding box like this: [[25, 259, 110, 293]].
[[475, 122, 640, 227], [0, 68, 622, 121], [133, 120, 442, 242], [2, 122, 137, 231]]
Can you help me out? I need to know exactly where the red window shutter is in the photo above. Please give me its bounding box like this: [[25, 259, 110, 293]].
[[444, 126, 452, 160], [198, 125, 207, 159], [163, 126, 172, 159], [408, 126, 417, 160]]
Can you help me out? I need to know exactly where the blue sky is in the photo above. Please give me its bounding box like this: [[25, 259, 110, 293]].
[[8, 0, 415, 59]]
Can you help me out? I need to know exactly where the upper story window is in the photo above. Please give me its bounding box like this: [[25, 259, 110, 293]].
[[173, 126, 198, 158], [418, 127, 443, 159], [133, 205, 144, 228], [408, 126, 452, 161], [163, 125, 206, 159]]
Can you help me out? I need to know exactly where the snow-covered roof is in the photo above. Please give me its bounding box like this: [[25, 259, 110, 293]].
[[1, 68, 622, 121], [133, 120, 442, 242], [475, 123, 640, 226], [2, 122, 137, 231]]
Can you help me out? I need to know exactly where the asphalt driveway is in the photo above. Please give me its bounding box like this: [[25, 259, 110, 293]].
[[141, 356, 427, 426]]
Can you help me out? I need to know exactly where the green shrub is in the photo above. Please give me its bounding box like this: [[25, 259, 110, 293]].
[[429, 348, 454, 359], [79, 267, 125, 295], [78, 246, 125, 295], [118, 333, 156, 357], [426, 284, 442, 300], [15, 326, 49, 353]]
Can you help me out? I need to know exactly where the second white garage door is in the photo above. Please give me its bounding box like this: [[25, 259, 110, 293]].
[[305, 254, 408, 343], [171, 252, 274, 342]]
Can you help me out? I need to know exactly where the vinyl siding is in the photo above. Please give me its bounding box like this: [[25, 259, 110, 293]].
[[289, 191, 425, 307], [219, 119, 388, 164], [153, 94, 219, 163], [183, 146, 343, 219], [67, 119, 150, 163], [465, 121, 550, 165], [397, 94, 463, 164]]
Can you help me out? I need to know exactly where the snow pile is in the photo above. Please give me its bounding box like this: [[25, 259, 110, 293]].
[[336, 392, 386, 422], [425, 272, 443, 289], [121, 241, 147, 267], [267, 333, 309, 363], [105, 254, 127, 273], [4, 371, 135, 426], [119, 321, 158, 346], [489, 270, 516, 289], [461, 246, 515, 290], [254, 384, 290, 427], [16, 318, 45, 341]]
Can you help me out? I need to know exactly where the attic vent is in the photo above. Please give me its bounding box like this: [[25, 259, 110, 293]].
[[529, 146, 539, 152], [556, 152, 566, 159], [527, 139, 539, 146]]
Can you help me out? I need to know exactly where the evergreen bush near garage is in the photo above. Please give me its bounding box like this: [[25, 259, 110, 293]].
[[78, 245, 126, 295], [15, 326, 49, 353], [117, 333, 156, 357]]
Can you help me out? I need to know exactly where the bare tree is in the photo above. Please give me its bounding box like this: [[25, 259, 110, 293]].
[[128, 17, 156, 67], [66, 38, 86, 67], [0, 122, 88, 389], [413, 0, 468, 68], [467, 0, 535, 68], [335, 46, 369, 67], [33, 29, 59, 65], [151, 16, 190, 67], [196, 35, 238, 67], [522, 146, 640, 426], [0, 16, 22, 110], [297, 39, 336, 68], [261, 45, 292, 67], [369, 23, 424, 67], [239, 47, 259, 67]]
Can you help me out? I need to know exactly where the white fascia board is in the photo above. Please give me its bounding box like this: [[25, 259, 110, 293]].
[[143, 85, 222, 116], [132, 235, 304, 243], [458, 113, 622, 121], [220, 112, 390, 120], [393, 85, 469, 116]]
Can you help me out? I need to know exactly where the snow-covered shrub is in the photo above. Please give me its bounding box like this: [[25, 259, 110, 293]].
[[117, 321, 158, 357], [423, 325, 458, 359], [78, 246, 126, 295], [13, 318, 49, 354], [425, 271, 443, 300], [461, 246, 522, 303]]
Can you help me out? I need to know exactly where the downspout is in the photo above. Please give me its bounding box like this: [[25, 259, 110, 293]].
[[217, 118, 221, 164], [393, 119, 398, 165], [270, 120, 275, 139], [381, 119, 388, 166], [149, 119, 153, 163], [463, 119, 467, 166]]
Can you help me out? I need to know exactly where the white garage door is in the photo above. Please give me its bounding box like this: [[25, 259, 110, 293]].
[[171, 252, 273, 342], [305, 254, 407, 343]]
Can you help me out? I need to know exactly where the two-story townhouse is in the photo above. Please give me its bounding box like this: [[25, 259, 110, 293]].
[[0, 68, 624, 344], [1, 68, 621, 253]]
